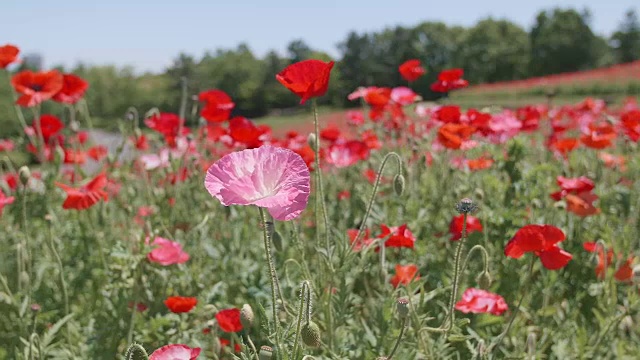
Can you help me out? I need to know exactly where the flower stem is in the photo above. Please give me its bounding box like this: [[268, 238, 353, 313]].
[[444, 213, 468, 331], [290, 281, 311, 359], [311, 99, 329, 249], [387, 317, 407, 360], [259, 207, 281, 357], [489, 256, 536, 353]]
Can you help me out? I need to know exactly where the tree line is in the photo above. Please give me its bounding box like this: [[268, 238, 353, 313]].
[[1, 7, 639, 131]]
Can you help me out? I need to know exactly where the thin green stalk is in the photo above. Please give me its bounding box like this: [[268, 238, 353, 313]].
[[460, 245, 490, 276], [351, 152, 403, 250], [444, 213, 468, 330], [387, 317, 407, 360], [311, 99, 329, 248], [259, 207, 282, 357], [290, 281, 311, 359], [45, 224, 69, 317], [21, 182, 31, 295], [489, 256, 536, 353]]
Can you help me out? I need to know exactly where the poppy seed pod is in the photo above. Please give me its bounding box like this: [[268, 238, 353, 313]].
[[396, 298, 409, 319], [393, 174, 405, 196], [258, 346, 273, 360], [18, 166, 31, 186], [301, 321, 321, 348], [455, 198, 478, 214], [240, 304, 254, 329], [125, 343, 149, 360]]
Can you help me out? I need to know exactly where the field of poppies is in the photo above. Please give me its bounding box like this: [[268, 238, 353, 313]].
[[2, 44, 640, 360]]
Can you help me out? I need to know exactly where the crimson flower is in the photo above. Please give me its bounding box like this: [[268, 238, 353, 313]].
[[430, 68, 468, 93], [0, 44, 19, 69], [0, 190, 15, 216], [11, 70, 63, 107], [0, 139, 15, 152], [378, 224, 415, 249], [144, 113, 186, 147], [219, 338, 241, 353], [147, 237, 190, 266], [550, 176, 595, 200], [449, 215, 483, 241], [621, 109, 640, 141], [390, 264, 420, 288], [398, 59, 425, 82], [55, 172, 108, 210], [53, 73, 88, 104], [347, 229, 375, 251], [228, 116, 264, 146], [437, 123, 476, 149], [504, 225, 572, 270], [455, 288, 508, 315], [276, 59, 334, 104], [199, 89, 235, 122], [29, 114, 64, 143], [216, 308, 243, 332], [323, 140, 369, 168], [165, 296, 198, 313]]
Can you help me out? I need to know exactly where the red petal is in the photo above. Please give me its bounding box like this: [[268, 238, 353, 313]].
[[539, 246, 572, 270]]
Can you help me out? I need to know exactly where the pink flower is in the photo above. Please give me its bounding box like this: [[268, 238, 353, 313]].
[[455, 288, 508, 315], [0, 139, 14, 152], [204, 145, 310, 221], [0, 190, 15, 216], [149, 344, 201, 360], [390, 87, 420, 106], [147, 237, 190, 266], [323, 140, 370, 168]]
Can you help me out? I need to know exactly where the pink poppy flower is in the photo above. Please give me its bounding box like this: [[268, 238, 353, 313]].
[[147, 237, 190, 266], [204, 145, 310, 221], [0, 190, 15, 216], [455, 288, 508, 315], [390, 86, 420, 106], [149, 344, 201, 360]]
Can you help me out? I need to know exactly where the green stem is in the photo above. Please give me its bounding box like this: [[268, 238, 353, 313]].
[[460, 245, 490, 276], [387, 317, 407, 360], [259, 207, 281, 357], [45, 224, 70, 317], [489, 256, 536, 353], [21, 182, 31, 295], [444, 213, 468, 331], [311, 99, 329, 248], [351, 152, 403, 250], [291, 281, 311, 359]]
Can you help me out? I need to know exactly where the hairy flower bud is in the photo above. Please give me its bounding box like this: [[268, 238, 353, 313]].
[[240, 304, 254, 329], [18, 166, 31, 186], [393, 174, 405, 196], [301, 321, 321, 348], [476, 271, 492, 290], [125, 343, 149, 360], [307, 133, 317, 151]]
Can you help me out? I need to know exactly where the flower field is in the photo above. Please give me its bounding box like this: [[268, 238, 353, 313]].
[[2, 45, 640, 359]]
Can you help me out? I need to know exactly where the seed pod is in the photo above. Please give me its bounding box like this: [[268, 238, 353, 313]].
[[393, 174, 405, 196], [240, 304, 254, 329], [258, 346, 273, 360], [301, 321, 321, 348], [396, 298, 409, 319], [125, 343, 149, 360]]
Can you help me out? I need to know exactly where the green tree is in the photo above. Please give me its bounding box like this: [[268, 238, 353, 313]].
[[611, 9, 640, 63], [457, 18, 530, 83], [287, 39, 312, 63]]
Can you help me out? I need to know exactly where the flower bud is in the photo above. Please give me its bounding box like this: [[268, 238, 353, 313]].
[[240, 304, 254, 329], [393, 174, 405, 196], [18, 166, 31, 186], [272, 230, 283, 252], [396, 298, 409, 319], [258, 346, 273, 360], [125, 343, 149, 360], [307, 133, 317, 151], [301, 321, 321, 348], [476, 271, 492, 290]]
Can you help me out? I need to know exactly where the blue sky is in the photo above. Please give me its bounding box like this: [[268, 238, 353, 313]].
[[3, 0, 639, 73]]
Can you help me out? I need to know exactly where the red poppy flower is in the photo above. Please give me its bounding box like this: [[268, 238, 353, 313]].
[[466, 157, 493, 171], [320, 125, 341, 142], [565, 192, 600, 217], [11, 70, 64, 107], [550, 176, 595, 201], [364, 87, 391, 108], [435, 106, 461, 123], [164, 296, 198, 313], [63, 148, 87, 164], [0, 190, 15, 217], [337, 190, 350, 200], [216, 308, 243, 332], [0, 139, 15, 152], [228, 116, 264, 146], [398, 59, 425, 82], [144, 113, 186, 147], [614, 257, 634, 282], [29, 114, 64, 143], [276, 59, 334, 104], [219, 338, 241, 353], [55, 172, 109, 210], [199, 89, 235, 123], [581, 122, 616, 149], [53, 74, 88, 104], [378, 224, 415, 249], [449, 215, 483, 241], [0, 44, 19, 69], [347, 228, 376, 251], [621, 109, 640, 141], [547, 137, 579, 157], [504, 225, 572, 270], [390, 264, 420, 288], [430, 68, 468, 92], [598, 152, 626, 170], [132, 134, 149, 150], [437, 123, 475, 149], [323, 140, 369, 168], [455, 288, 508, 315], [87, 145, 108, 161]]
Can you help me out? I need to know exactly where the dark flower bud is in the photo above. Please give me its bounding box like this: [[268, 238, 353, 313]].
[[301, 321, 321, 348], [393, 174, 405, 196]]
